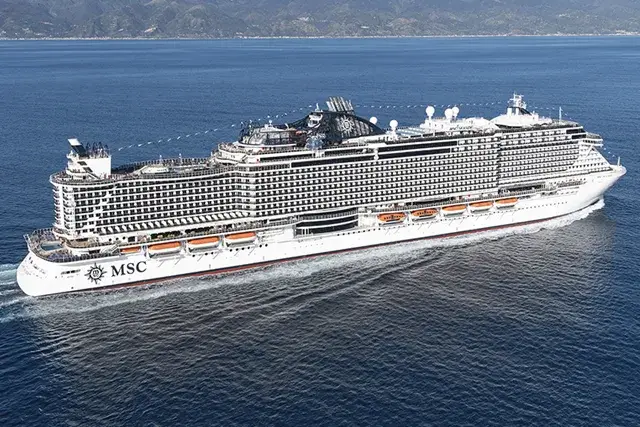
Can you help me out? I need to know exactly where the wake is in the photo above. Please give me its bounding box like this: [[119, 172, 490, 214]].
[[0, 200, 604, 323], [0, 264, 18, 286]]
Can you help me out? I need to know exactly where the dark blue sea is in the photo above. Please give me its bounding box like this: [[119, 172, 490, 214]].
[[1, 37, 639, 426]]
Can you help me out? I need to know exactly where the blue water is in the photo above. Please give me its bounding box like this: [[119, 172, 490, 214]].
[[1, 37, 639, 426]]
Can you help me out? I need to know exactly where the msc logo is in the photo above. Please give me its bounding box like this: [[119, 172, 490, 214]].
[[111, 261, 147, 277], [85, 264, 106, 284]]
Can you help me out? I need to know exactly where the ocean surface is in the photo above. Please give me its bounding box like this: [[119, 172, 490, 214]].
[[1, 37, 639, 426]]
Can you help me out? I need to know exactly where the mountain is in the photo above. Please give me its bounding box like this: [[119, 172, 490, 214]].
[[1, 0, 640, 38]]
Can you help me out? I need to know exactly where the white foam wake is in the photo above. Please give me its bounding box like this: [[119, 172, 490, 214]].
[[0, 263, 18, 286], [0, 263, 19, 271], [0, 200, 604, 323], [0, 295, 29, 309]]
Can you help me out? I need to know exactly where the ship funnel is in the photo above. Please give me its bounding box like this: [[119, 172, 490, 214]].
[[326, 96, 354, 113], [66, 137, 111, 178], [68, 138, 87, 156]]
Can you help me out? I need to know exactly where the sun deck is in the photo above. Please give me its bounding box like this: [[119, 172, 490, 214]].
[[51, 157, 234, 185]]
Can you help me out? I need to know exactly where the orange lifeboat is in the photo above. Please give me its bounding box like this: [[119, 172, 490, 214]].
[[469, 201, 493, 213], [226, 232, 257, 245], [495, 197, 519, 208], [377, 212, 406, 224], [441, 204, 467, 216], [120, 246, 141, 255], [411, 208, 438, 220], [187, 236, 220, 251], [148, 241, 181, 256]]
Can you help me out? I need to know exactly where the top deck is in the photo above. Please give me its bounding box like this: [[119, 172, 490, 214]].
[[52, 96, 583, 185]]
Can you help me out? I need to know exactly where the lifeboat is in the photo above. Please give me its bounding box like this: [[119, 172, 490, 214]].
[[495, 197, 519, 208], [377, 212, 406, 224], [120, 246, 141, 255], [148, 241, 181, 256], [411, 208, 438, 220], [469, 201, 493, 213], [226, 232, 257, 245], [441, 204, 467, 216], [187, 236, 220, 251]]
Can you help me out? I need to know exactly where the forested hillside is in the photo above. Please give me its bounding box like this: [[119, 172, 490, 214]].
[[1, 0, 639, 38]]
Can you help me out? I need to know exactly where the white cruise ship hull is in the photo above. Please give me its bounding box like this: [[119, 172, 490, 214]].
[[16, 167, 624, 297]]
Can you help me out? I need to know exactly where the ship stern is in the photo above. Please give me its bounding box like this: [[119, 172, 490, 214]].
[[16, 253, 46, 297]]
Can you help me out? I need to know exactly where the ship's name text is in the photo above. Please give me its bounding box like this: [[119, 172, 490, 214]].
[[111, 261, 147, 277]]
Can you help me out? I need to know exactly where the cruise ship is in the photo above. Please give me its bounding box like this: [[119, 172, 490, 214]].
[[16, 95, 625, 296]]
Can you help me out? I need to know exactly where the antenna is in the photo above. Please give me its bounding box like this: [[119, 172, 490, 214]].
[[559, 106, 563, 121]]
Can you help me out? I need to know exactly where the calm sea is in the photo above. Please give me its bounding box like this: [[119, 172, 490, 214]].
[[0, 37, 639, 426]]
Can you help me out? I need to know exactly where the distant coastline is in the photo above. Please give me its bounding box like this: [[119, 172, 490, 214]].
[[1, 33, 639, 41], [3, 0, 638, 42]]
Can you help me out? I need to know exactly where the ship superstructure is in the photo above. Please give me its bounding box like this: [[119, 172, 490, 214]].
[[17, 95, 625, 296]]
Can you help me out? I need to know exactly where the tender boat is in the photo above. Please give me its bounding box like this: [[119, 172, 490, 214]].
[[187, 236, 220, 251], [148, 242, 182, 256], [495, 197, 519, 208], [469, 201, 493, 213], [410, 208, 438, 220], [225, 232, 257, 245], [377, 212, 407, 224], [441, 204, 467, 216], [120, 246, 141, 255]]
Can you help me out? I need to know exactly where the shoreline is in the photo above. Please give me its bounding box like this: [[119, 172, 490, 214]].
[[1, 33, 639, 41]]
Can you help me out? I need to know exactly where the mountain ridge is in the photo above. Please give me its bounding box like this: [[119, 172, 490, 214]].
[[2, 0, 640, 38]]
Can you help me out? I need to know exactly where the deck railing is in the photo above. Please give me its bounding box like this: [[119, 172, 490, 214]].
[[368, 187, 556, 214], [51, 159, 236, 186], [26, 217, 299, 264]]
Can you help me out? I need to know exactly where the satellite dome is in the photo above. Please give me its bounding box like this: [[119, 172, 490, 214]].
[[452, 106, 460, 118], [370, 116, 378, 125], [426, 106, 435, 118], [444, 108, 453, 120], [390, 120, 398, 131]]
